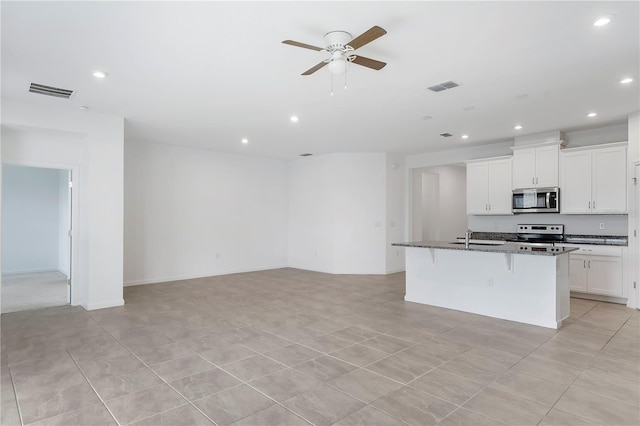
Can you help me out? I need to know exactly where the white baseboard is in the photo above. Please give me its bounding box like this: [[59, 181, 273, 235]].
[[570, 292, 627, 305], [1, 267, 58, 276], [123, 265, 288, 287], [385, 268, 406, 274], [84, 299, 125, 311]]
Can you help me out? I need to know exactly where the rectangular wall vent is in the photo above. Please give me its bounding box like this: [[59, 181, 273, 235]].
[[440, 133, 453, 137], [428, 80, 459, 92], [29, 83, 73, 99]]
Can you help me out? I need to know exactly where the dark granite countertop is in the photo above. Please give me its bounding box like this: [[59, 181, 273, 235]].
[[392, 241, 578, 256], [464, 232, 627, 247]]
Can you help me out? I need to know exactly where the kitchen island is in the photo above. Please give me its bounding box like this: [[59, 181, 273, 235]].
[[393, 241, 578, 329]]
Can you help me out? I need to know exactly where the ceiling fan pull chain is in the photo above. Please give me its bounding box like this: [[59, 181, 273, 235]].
[[330, 73, 334, 96], [344, 63, 348, 91]]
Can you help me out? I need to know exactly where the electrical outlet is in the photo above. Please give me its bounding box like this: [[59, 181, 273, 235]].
[[216, 253, 220, 259], [488, 278, 494, 287], [599, 223, 605, 230], [396, 250, 400, 257]]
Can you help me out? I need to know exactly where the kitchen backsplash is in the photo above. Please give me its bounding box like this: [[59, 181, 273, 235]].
[[468, 213, 628, 236]]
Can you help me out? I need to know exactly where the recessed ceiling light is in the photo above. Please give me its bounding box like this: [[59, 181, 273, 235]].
[[620, 77, 634, 84], [92, 71, 108, 78], [76, 106, 89, 111], [421, 115, 433, 121], [461, 134, 469, 139], [587, 112, 598, 118], [514, 125, 523, 130], [593, 14, 615, 27], [241, 138, 249, 144], [290, 115, 299, 123]]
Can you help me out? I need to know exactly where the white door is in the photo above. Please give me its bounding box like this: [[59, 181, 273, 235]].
[[569, 255, 588, 292], [512, 148, 536, 189], [488, 159, 513, 214], [592, 147, 627, 213], [561, 151, 592, 213], [535, 145, 560, 188], [587, 256, 623, 297], [467, 162, 488, 214]]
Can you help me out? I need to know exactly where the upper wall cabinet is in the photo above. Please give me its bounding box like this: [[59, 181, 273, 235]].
[[466, 157, 513, 215], [512, 145, 560, 189], [560, 143, 627, 214]]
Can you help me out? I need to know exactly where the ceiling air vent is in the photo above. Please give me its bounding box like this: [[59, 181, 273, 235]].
[[427, 80, 459, 92], [299, 153, 314, 157], [440, 132, 453, 137], [29, 83, 73, 99]]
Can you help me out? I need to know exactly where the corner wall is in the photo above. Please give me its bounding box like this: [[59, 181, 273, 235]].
[[1, 99, 124, 310], [287, 153, 388, 274], [124, 140, 288, 285]]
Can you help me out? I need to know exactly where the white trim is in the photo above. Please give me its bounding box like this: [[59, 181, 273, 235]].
[[85, 299, 125, 311], [464, 155, 512, 164], [570, 292, 628, 305], [385, 268, 405, 274], [124, 265, 289, 287], [561, 141, 628, 153], [2, 267, 61, 275]]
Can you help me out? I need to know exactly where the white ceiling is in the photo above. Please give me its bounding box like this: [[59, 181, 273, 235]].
[[2, 1, 639, 159]]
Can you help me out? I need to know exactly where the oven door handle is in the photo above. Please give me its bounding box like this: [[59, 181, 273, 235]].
[[545, 192, 550, 209]]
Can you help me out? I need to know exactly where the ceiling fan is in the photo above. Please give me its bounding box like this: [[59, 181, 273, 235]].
[[282, 26, 387, 75]]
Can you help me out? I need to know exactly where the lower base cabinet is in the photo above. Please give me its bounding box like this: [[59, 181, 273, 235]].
[[567, 246, 623, 297]]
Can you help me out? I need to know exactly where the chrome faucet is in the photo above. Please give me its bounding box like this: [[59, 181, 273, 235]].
[[465, 229, 472, 248]]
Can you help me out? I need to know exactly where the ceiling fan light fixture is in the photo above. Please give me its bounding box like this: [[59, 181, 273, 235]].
[[328, 58, 347, 75]]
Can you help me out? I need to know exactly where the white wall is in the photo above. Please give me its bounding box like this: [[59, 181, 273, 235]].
[[1, 165, 61, 274], [386, 154, 406, 273], [124, 140, 288, 285], [288, 153, 388, 275], [411, 165, 467, 242], [1, 99, 125, 310]]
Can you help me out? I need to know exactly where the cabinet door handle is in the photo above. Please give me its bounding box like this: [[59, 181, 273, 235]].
[[588, 260, 591, 268], [536, 177, 539, 184], [583, 260, 586, 268], [486, 204, 488, 211], [532, 177, 535, 184], [488, 204, 491, 211], [588, 201, 591, 209], [593, 201, 595, 209]]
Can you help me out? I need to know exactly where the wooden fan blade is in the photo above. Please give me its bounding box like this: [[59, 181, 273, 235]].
[[282, 40, 324, 51], [302, 61, 328, 75], [351, 55, 386, 70], [347, 26, 387, 50]]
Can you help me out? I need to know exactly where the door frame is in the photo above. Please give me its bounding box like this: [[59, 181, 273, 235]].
[[1, 160, 81, 306]]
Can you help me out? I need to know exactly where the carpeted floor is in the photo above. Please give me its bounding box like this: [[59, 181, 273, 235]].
[[1, 271, 68, 313]]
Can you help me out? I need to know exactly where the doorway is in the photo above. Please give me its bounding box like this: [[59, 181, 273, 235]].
[[1, 164, 72, 313], [411, 164, 468, 241]]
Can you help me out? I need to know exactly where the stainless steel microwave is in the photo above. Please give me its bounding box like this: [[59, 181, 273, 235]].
[[512, 187, 559, 213]]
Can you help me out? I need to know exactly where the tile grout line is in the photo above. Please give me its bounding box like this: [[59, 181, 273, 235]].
[[6, 364, 25, 426], [65, 349, 122, 426], [95, 327, 221, 426]]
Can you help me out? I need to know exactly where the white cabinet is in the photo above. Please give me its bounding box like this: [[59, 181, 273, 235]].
[[512, 145, 559, 189], [466, 157, 512, 215], [565, 245, 624, 297], [560, 144, 627, 214]]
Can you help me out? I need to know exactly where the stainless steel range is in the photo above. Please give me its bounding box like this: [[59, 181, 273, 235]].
[[514, 224, 565, 253]]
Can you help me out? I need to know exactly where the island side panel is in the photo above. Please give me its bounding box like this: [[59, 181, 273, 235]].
[[556, 253, 570, 324], [404, 247, 568, 329]]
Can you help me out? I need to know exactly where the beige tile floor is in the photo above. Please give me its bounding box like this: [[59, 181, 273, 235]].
[[1, 268, 638, 426]]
